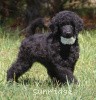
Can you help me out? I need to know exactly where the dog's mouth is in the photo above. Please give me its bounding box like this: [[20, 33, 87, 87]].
[[60, 36, 76, 45]]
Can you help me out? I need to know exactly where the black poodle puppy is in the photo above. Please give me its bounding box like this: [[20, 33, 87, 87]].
[[7, 11, 83, 84]]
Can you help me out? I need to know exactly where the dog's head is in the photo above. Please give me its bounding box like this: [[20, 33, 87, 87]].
[[49, 11, 83, 45]]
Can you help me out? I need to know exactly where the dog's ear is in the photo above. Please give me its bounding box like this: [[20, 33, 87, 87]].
[[74, 17, 84, 33], [49, 22, 58, 35]]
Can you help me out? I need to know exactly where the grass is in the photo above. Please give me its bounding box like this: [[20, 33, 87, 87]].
[[0, 28, 96, 100]]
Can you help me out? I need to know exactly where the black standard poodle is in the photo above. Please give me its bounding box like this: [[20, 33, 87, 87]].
[[7, 11, 83, 84]]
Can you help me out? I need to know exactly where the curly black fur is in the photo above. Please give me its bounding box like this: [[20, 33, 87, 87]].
[[7, 11, 83, 84], [21, 18, 50, 37]]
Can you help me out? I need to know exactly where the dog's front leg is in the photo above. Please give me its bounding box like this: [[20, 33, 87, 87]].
[[51, 52, 78, 84], [53, 67, 78, 84]]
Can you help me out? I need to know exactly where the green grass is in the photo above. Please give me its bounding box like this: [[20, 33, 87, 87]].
[[0, 28, 96, 100]]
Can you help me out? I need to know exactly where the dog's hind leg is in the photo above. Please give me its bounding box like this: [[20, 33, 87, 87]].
[[7, 47, 35, 82]]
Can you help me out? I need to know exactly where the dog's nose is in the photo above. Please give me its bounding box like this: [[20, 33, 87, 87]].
[[66, 32, 72, 38]]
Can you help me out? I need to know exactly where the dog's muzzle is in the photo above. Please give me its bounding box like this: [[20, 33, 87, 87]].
[[60, 36, 76, 45]]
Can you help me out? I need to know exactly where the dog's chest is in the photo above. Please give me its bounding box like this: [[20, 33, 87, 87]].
[[49, 42, 70, 60], [60, 45, 71, 59]]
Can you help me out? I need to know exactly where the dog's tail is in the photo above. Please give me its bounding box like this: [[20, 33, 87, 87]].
[[21, 18, 50, 37]]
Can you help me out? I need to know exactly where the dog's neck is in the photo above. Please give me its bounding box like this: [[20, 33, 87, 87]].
[[59, 37, 78, 59], [60, 36, 76, 45], [47, 33, 78, 46]]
